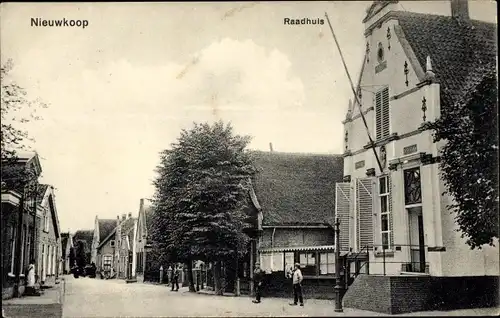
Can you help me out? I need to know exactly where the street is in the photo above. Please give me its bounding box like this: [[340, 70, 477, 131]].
[[62, 276, 374, 317], [61, 276, 499, 317]]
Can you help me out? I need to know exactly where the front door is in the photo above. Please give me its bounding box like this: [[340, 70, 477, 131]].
[[408, 207, 425, 272]]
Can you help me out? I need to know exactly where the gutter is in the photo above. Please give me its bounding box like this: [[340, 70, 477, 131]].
[[262, 225, 329, 229], [271, 227, 276, 272]]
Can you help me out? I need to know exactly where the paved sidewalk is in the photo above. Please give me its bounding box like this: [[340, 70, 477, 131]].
[[2, 278, 65, 318]]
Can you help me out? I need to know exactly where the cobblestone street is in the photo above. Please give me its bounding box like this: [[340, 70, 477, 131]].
[[60, 276, 498, 317]]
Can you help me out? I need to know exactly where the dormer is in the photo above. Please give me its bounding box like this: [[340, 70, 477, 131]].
[[363, 1, 400, 36]]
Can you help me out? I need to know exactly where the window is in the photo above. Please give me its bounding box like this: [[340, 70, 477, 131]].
[[110, 240, 115, 248], [375, 87, 390, 140], [103, 255, 112, 269], [44, 212, 49, 232], [319, 253, 335, 275], [10, 226, 17, 273], [20, 226, 27, 272], [27, 227, 32, 264], [377, 43, 385, 63], [404, 167, 422, 205], [379, 176, 391, 250], [299, 252, 316, 276]]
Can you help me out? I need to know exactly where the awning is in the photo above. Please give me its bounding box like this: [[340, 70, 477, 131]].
[[259, 245, 348, 255]]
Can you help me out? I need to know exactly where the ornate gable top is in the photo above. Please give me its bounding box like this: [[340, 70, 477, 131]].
[[363, 0, 399, 23]]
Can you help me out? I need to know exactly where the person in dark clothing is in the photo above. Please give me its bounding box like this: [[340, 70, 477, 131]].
[[252, 262, 265, 304], [171, 265, 180, 291]]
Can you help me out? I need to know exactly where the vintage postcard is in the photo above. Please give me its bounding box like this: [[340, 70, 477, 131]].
[[1, 1, 498, 317]]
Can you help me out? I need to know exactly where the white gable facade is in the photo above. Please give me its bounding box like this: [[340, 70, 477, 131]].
[[338, 1, 498, 278]]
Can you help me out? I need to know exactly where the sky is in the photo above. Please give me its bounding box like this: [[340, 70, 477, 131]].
[[1, 1, 496, 233]]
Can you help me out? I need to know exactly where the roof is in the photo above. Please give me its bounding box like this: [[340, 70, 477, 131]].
[[99, 217, 136, 249], [122, 217, 136, 244], [144, 206, 153, 234], [249, 151, 344, 226], [393, 11, 497, 110], [98, 219, 116, 242]]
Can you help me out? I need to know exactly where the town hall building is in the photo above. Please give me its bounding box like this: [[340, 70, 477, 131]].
[[338, 0, 498, 314]]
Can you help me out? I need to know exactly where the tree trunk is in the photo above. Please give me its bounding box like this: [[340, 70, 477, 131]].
[[213, 261, 224, 296], [186, 259, 196, 292]]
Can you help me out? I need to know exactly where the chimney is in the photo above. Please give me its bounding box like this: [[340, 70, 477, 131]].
[[117, 215, 120, 225], [269, 142, 274, 152], [140, 198, 144, 211], [451, 0, 469, 20], [128, 212, 132, 219], [122, 214, 126, 221]]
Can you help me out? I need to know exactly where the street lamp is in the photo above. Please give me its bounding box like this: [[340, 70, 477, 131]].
[[334, 217, 344, 312]]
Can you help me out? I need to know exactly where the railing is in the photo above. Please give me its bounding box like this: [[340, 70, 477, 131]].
[[349, 243, 429, 281]]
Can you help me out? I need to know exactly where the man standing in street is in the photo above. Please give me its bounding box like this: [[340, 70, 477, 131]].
[[252, 262, 265, 304], [171, 264, 180, 291], [290, 263, 304, 306]]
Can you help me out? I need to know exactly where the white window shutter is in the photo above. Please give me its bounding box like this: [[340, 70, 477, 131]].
[[356, 178, 374, 251], [335, 182, 352, 251]]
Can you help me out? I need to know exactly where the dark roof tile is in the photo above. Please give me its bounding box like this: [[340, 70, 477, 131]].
[[98, 219, 117, 241], [250, 151, 344, 226], [394, 11, 496, 109]]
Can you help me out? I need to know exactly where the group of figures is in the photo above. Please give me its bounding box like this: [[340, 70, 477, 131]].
[[252, 262, 304, 306]]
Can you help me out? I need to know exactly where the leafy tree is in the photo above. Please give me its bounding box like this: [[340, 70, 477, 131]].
[[150, 121, 256, 294], [1, 59, 46, 194], [69, 246, 76, 268], [430, 68, 498, 249], [1, 59, 47, 163], [75, 241, 87, 269]]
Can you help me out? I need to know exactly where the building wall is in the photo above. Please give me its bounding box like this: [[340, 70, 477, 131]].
[[135, 212, 148, 283], [259, 228, 334, 249], [1, 201, 37, 299], [438, 179, 500, 277], [344, 274, 499, 314], [343, 5, 499, 278], [96, 238, 116, 274], [38, 199, 61, 283]]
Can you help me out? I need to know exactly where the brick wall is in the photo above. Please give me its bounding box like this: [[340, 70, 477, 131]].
[[260, 272, 337, 300], [343, 275, 499, 314], [260, 228, 334, 249], [343, 275, 392, 313], [430, 276, 499, 310], [390, 276, 433, 314]]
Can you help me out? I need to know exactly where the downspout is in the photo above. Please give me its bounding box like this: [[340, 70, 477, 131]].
[[271, 227, 276, 272]]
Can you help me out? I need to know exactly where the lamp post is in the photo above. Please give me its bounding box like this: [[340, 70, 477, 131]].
[[334, 217, 344, 312]]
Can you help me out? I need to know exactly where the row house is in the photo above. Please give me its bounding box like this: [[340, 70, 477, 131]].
[[1, 152, 62, 299], [92, 213, 137, 280], [134, 198, 154, 283], [338, 0, 498, 314], [60, 233, 74, 274], [36, 184, 62, 285]]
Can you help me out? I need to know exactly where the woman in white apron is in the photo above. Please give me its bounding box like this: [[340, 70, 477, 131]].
[[27, 260, 36, 288]]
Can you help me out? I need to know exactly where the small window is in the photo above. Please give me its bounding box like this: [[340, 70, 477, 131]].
[[110, 240, 115, 248], [298, 252, 316, 276], [377, 43, 385, 63], [319, 252, 335, 275], [44, 213, 50, 232]]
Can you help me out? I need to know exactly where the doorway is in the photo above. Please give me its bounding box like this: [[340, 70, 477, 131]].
[[407, 206, 425, 272]]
